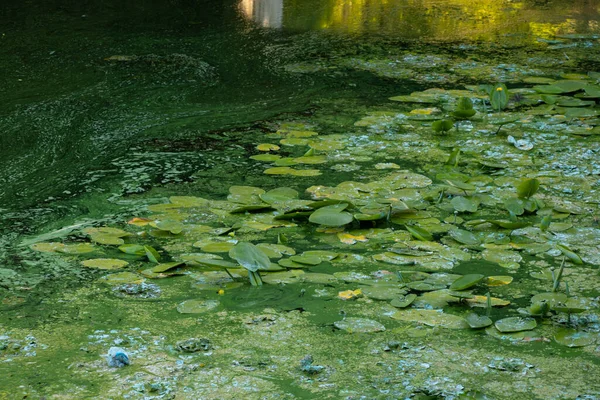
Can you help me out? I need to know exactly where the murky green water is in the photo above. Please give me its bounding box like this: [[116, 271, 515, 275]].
[[1, 0, 600, 398]]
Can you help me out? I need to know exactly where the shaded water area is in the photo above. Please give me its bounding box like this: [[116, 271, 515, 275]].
[[2, 0, 600, 398]]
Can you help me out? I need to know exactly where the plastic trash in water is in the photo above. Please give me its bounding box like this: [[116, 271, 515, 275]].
[[106, 347, 130, 368]]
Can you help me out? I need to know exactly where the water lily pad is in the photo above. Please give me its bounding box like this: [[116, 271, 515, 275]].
[[449, 274, 484, 290], [198, 242, 236, 253], [152, 261, 186, 273], [289, 255, 322, 265], [451, 196, 478, 213], [230, 204, 274, 214], [294, 155, 327, 164], [30, 242, 66, 253], [309, 204, 353, 227], [100, 272, 144, 285], [494, 317, 537, 333], [390, 294, 417, 308], [530, 292, 568, 307], [405, 225, 433, 241], [300, 273, 338, 284], [551, 299, 589, 314], [337, 232, 368, 244], [390, 309, 468, 329], [256, 143, 280, 151], [118, 244, 146, 256], [250, 154, 281, 162], [83, 227, 130, 237], [259, 187, 299, 204], [177, 299, 220, 314], [407, 281, 446, 292], [361, 285, 407, 300], [88, 233, 125, 245], [151, 219, 184, 234], [334, 318, 386, 333], [554, 329, 596, 347], [465, 295, 510, 308], [261, 270, 305, 284], [264, 166, 295, 175], [485, 276, 513, 286], [465, 313, 493, 329], [278, 258, 311, 269], [448, 228, 481, 245], [302, 250, 339, 261], [273, 157, 299, 167], [81, 258, 129, 270], [58, 243, 97, 254]]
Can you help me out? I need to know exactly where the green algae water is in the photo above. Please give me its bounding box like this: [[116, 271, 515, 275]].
[[2, 0, 600, 398]]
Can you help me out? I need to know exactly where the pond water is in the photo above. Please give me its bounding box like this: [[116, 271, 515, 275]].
[[1, 0, 600, 398]]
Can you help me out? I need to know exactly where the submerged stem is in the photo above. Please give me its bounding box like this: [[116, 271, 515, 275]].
[[248, 270, 263, 286], [224, 268, 235, 280]]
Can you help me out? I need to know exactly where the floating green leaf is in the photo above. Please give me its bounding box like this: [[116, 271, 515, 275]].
[[451, 196, 478, 213], [465, 313, 493, 329], [448, 228, 481, 245], [554, 329, 596, 347], [449, 274, 484, 290], [152, 261, 186, 273], [81, 258, 129, 270], [309, 204, 353, 227], [494, 317, 537, 333], [503, 198, 524, 215], [405, 225, 433, 241], [390, 294, 417, 308]]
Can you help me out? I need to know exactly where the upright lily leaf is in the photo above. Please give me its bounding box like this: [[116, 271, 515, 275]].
[[432, 119, 454, 133], [490, 83, 509, 111], [453, 97, 476, 119], [229, 242, 270, 272], [230, 242, 270, 286], [450, 274, 484, 290], [556, 244, 584, 265], [118, 244, 146, 256], [405, 225, 433, 241], [144, 245, 161, 263], [445, 148, 460, 167], [517, 178, 540, 199]]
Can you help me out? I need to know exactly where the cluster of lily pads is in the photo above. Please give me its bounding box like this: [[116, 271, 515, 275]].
[[25, 71, 600, 348], [28, 165, 596, 346]]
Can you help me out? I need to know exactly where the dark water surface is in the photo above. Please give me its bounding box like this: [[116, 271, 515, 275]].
[[2, 0, 599, 217]]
